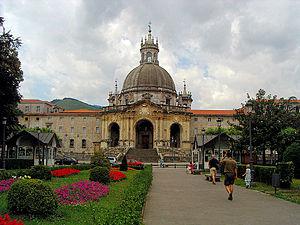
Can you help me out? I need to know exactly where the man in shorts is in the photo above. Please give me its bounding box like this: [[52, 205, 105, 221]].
[[221, 151, 237, 200], [208, 155, 219, 184]]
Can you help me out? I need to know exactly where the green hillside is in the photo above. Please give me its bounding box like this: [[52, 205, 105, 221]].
[[51, 98, 102, 110]]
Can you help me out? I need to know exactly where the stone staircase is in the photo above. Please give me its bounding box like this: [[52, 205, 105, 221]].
[[126, 148, 160, 163]]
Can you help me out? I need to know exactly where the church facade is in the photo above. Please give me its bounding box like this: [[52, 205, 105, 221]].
[[18, 27, 237, 162]]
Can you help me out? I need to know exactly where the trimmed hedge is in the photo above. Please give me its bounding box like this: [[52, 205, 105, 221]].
[[30, 165, 52, 181], [0, 159, 33, 169], [276, 162, 294, 189], [8, 179, 58, 216], [97, 166, 153, 225], [0, 169, 31, 181], [237, 164, 276, 185]]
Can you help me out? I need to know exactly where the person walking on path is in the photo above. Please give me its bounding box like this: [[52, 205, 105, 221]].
[[208, 155, 219, 184], [242, 164, 251, 188], [221, 151, 237, 200]]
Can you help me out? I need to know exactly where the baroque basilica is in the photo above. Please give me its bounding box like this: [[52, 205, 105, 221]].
[[18, 27, 237, 163]]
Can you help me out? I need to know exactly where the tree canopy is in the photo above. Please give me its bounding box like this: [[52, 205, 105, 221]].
[[0, 17, 23, 136], [233, 89, 300, 164]]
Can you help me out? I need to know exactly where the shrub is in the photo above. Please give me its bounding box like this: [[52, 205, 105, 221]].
[[55, 180, 109, 205], [90, 166, 110, 184], [30, 165, 52, 180], [284, 142, 300, 178], [120, 155, 128, 171], [8, 179, 58, 216], [276, 162, 294, 189], [51, 168, 80, 177], [0, 214, 24, 225], [90, 152, 111, 169]]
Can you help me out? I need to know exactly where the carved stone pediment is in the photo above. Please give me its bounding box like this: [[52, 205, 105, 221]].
[[142, 93, 153, 100]]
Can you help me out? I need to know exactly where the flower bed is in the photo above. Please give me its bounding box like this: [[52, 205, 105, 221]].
[[55, 180, 109, 205], [0, 178, 16, 193], [128, 160, 144, 170], [110, 170, 126, 181], [51, 168, 80, 177], [0, 214, 24, 225]]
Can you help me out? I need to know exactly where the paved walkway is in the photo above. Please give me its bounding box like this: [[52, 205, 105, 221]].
[[143, 167, 300, 225]]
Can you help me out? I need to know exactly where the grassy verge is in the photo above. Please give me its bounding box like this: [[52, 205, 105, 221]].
[[235, 178, 300, 204], [0, 166, 153, 225]]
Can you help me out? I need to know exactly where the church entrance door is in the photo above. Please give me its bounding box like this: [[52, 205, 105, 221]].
[[136, 120, 153, 149]]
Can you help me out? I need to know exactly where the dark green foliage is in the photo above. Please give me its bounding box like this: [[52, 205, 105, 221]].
[[276, 162, 294, 188], [0, 168, 30, 180], [30, 165, 52, 180], [90, 152, 111, 169], [3, 159, 33, 169], [233, 89, 300, 164], [237, 164, 276, 185], [205, 127, 241, 135], [89, 166, 110, 184], [120, 155, 128, 171], [284, 142, 300, 178], [98, 166, 153, 225], [0, 17, 24, 136], [7, 179, 57, 216]]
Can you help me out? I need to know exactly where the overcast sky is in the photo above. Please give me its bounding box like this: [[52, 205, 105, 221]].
[[1, 0, 300, 109]]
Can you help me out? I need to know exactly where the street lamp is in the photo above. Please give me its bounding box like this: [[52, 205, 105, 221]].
[[245, 101, 254, 183], [216, 118, 222, 161], [201, 128, 205, 170], [37, 129, 41, 165], [1, 117, 7, 169], [171, 136, 175, 164]]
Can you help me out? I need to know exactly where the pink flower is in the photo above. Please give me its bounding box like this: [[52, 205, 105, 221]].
[[55, 180, 109, 205], [0, 178, 16, 192]]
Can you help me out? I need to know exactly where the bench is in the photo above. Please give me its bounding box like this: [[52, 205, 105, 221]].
[[205, 173, 221, 182]]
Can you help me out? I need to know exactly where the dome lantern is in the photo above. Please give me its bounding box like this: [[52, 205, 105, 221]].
[[140, 22, 159, 65]]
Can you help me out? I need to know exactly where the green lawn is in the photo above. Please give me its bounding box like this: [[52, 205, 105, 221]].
[[235, 177, 300, 204], [0, 168, 151, 225]]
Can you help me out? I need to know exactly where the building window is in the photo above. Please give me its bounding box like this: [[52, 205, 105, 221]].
[[36, 106, 40, 113], [59, 116, 63, 120], [71, 127, 74, 133], [166, 99, 170, 106], [46, 124, 52, 129], [70, 139, 74, 148], [208, 118, 211, 122], [25, 117, 28, 121], [82, 139, 86, 148], [194, 118, 198, 121], [83, 117, 86, 121], [71, 117, 74, 121], [96, 118, 100, 125], [25, 106, 29, 112], [36, 117, 39, 121], [59, 126, 63, 133], [82, 127, 86, 134], [96, 127, 100, 134]]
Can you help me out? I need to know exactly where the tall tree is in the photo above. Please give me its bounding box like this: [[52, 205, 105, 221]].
[[0, 17, 24, 136], [233, 89, 299, 164]]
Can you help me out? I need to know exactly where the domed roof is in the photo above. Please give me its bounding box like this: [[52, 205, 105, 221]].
[[122, 63, 176, 93]]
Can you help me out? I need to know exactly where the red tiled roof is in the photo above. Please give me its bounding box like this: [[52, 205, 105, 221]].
[[62, 109, 100, 113], [20, 99, 44, 103], [190, 109, 236, 116]]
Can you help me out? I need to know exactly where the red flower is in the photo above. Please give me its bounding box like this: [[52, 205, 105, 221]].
[[51, 168, 80, 177], [109, 170, 126, 181], [0, 214, 24, 225]]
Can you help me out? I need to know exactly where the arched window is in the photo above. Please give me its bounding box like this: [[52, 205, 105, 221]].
[[146, 52, 152, 62]]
